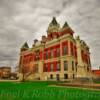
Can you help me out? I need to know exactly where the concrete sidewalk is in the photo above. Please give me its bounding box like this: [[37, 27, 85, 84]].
[[0, 79, 19, 82]]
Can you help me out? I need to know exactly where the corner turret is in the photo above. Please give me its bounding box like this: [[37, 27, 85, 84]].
[[61, 21, 74, 36], [21, 42, 29, 52]]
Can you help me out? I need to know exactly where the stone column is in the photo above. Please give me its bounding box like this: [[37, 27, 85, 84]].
[[60, 41, 64, 79], [68, 40, 71, 55]]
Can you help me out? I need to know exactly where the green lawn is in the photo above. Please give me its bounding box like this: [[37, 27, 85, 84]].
[[0, 81, 100, 100]]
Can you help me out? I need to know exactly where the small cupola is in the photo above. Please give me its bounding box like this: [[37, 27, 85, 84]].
[[21, 42, 29, 52]]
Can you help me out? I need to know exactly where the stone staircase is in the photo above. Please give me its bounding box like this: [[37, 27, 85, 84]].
[[25, 73, 40, 81], [71, 77, 93, 84]]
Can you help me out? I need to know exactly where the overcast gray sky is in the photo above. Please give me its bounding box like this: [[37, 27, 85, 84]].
[[0, 0, 100, 69]]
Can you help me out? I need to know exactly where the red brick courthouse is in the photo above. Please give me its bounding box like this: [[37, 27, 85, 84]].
[[19, 17, 92, 81]]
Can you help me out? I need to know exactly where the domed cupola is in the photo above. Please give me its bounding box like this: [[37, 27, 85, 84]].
[[47, 17, 60, 34]]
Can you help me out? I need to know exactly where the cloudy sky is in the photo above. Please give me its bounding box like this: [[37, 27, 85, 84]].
[[0, 0, 100, 70]]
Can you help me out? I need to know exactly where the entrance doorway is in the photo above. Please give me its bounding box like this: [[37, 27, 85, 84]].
[[50, 74, 53, 79], [56, 74, 60, 81], [64, 74, 68, 79]]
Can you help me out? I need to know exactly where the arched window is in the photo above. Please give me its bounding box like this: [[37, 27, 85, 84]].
[[57, 62, 60, 71], [63, 46, 67, 55], [50, 63, 53, 71], [72, 61, 74, 71], [64, 61, 68, 71]]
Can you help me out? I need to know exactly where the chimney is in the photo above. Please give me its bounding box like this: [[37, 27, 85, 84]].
[[42, 35, 47, 43]]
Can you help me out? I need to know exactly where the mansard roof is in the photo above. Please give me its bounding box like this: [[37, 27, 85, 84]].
[[61, 21, 74, 34], [63, 22, 69, 28]]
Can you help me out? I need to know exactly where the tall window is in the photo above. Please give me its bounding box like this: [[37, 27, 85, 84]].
[[75, 62, 77, 72], [72, 61, 74, 71], [73, 74, 75, 79], [50, 63, 53, 71], [56, 74, 60, 81], [57, 48, 60, 57], [50, 74, 53, 79], [35, 64, 38, 73], [54, 49, 56, 58], [64, 74, 68, 79], [64, 61, 68, 71], [50, 49, 54, 58], [35, 50, 40, 61], [63, 46, 67, 55], [70, 42, 74, 56], [45, 51, 48, 59], [57, 62, 60, 71], [43, 63, 47, 72]]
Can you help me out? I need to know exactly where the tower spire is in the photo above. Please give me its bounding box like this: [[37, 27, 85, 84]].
[[47, 17, 60, 34], [51, 17, 58, 25], [63, 22, 69, 28]]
